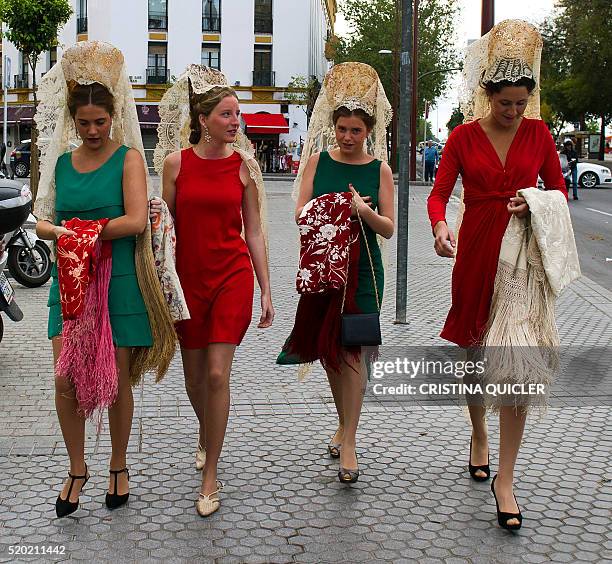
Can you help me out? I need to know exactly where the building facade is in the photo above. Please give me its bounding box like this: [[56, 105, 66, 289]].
[[1, 0, 336, 173]]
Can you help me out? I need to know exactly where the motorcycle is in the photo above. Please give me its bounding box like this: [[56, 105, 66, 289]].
[[5, 222, 52, 287], [0, 181, 30, 343]]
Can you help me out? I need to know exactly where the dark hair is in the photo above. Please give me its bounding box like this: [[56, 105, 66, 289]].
[[482, 76, 536, 96], [332, 106, 376, 131], [188, 83, 238, 144], [67, 81, 115, 118]]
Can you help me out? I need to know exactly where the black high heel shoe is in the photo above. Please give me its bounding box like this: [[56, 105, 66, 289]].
[[105, 468, 130, 509], [491, 475, 522, 530], [468, 437, 490, 482], [55, 465, 89, 518]]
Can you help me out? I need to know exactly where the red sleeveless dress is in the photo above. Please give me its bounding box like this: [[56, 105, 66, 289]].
[[174, 148, 254, 348]]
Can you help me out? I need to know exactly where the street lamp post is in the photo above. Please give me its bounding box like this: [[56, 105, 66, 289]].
[[395, 0, 413, 324], [482, 0, 494, 35]]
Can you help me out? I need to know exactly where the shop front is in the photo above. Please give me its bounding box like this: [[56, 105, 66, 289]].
[[241, 113, 291, 173]]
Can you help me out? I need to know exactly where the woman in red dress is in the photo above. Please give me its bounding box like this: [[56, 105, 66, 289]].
[[151, 67, 274, 516], [428, 49, 566, 529]]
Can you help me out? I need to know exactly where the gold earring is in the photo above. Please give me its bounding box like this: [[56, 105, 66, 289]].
[[203, 125, 212, 143]]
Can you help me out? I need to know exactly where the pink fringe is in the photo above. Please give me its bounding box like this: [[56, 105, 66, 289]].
[[56, 240, 117, 421]]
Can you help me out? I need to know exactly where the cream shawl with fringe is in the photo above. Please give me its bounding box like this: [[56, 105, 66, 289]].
[[482, 187, 581, 410]]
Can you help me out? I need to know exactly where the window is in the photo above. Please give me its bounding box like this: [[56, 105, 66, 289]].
[[48, 47, 58, 70], [147, 43, 168, 84], [254, 0, 273, 34], [202, 0, 221, 32], [253, 46, 273, 86], [77, 0, 88, 33], [15, 53, 28, 88], [148, 0, 167, 30], [201, 44, 221, 70]]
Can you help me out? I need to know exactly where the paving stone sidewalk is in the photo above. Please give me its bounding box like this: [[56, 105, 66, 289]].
[[0, 182, 610, 563]]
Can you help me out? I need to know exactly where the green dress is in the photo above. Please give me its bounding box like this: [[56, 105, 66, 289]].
[[47, 145, 153, 347], [313, 151, 384, 313]]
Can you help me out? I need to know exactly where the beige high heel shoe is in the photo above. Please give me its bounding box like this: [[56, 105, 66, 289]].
[[196, 480, 223, 517], [195, 443, 206, 471]]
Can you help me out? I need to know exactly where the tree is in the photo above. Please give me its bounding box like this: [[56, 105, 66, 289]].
[[285, 75, 322, 127], [334, 0, 459, 166], [0, 0, 72, 199], [446, 106, 464, 135], [541, 0, 612, 159]]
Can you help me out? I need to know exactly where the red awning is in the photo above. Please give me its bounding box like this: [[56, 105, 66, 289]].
[[5, 106, 35, 124], [241, 113, 289, 135]]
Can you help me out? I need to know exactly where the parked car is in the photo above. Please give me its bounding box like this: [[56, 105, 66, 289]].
[[576, 162, 612, 188], [9, 140, 31, 178]]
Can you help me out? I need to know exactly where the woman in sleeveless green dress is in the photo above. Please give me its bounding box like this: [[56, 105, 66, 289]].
[[292, 106, 395, 483], [36, 81, 151, 517]]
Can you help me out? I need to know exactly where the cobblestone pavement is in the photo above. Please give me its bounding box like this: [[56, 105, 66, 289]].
[[0, 182, 610, 563]]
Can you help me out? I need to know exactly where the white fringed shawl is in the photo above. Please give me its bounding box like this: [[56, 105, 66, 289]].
[[483, 187, 581, 410]]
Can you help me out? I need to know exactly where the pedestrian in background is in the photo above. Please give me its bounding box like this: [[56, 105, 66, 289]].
[[150, 65, 274, 517], [34, 41, 175, 518], [423, 140, 439, 183], [427, 21, 568, 531], [560, 139, 579, 200], [277, 62, 395, 485]]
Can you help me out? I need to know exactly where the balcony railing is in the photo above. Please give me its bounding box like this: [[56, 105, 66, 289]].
[[77, 17, 88, 34], [148, 11, 168, 30], [202, 16, 221, 32], [146, 67, 169, 84], [14, 74, 28, 89], [253, 70, 275, 87], [254, 17, 273, 34]]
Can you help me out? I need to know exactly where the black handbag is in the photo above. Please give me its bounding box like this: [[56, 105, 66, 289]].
[[341, 210, 381, 347]]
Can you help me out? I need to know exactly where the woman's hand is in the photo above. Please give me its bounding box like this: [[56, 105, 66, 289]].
[[507, 196, 529, 218], [52, 221, 76, 240], [348, 184, 373, 217], [149, 197, 163, 221], [433, 221, 456, 258], [258, 293, 275, 328]]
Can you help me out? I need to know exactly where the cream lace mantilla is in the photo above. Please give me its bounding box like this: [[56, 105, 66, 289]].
[[460, 19, 543, 123], [153, 64, 268, 249], [292, 62, 392, 201]]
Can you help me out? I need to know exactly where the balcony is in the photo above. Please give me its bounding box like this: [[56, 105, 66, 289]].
[[253, 70, 275, 87], [14, 74, 28, 89], [254, 17, 273, 34], [146, 67, 169, 85], [77, 17, 88, 34], [148, 11, 168, 30], [202, 16, 221, 32]]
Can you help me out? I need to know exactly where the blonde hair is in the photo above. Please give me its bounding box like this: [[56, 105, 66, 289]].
[[188, 83, 238, 144]]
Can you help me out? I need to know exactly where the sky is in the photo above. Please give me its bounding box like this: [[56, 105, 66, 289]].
[[335, 0, 557, 140]]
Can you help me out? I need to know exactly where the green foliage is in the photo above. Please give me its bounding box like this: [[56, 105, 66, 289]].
[[446, 106, 464, 134], [334, 0, 460, 116], [1, 0, 72, 89], [285, 75, 322, 125], [540, 0, 612, 136]]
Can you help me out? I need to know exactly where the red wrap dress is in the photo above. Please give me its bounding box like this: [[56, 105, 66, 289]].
[[174, 149, 254, 348], [427, 118, 567, 348]]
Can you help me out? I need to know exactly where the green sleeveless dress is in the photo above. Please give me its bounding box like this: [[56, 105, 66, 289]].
[[47, 145, 153, 347], [312, 151, 384, 313]]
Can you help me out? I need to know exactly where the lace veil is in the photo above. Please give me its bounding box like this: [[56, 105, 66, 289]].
[[455, 20, 543, 246], [153, 64, 268, 248], [292, 62, 392, 201], [459, 19, 543, 122], [34, 41, 150, 221], [33, 41, 177, 385]]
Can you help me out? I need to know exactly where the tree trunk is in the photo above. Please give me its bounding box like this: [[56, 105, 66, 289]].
[[599, 114, 606, 162], [29, 58, 40, 203]]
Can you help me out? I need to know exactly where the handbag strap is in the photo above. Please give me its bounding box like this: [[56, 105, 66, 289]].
[[341, 208, 380, 314]]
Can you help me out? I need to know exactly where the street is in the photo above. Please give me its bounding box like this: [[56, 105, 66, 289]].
[[568, 186, 612, 288], [0, 181, 610, 563]]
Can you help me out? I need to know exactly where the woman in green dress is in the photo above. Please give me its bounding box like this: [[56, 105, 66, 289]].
[[35, 43, 152, 517], [279, 63, 395, 483]]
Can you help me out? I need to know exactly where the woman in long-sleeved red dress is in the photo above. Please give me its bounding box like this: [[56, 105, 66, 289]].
[[427, 65, 566, 530]]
